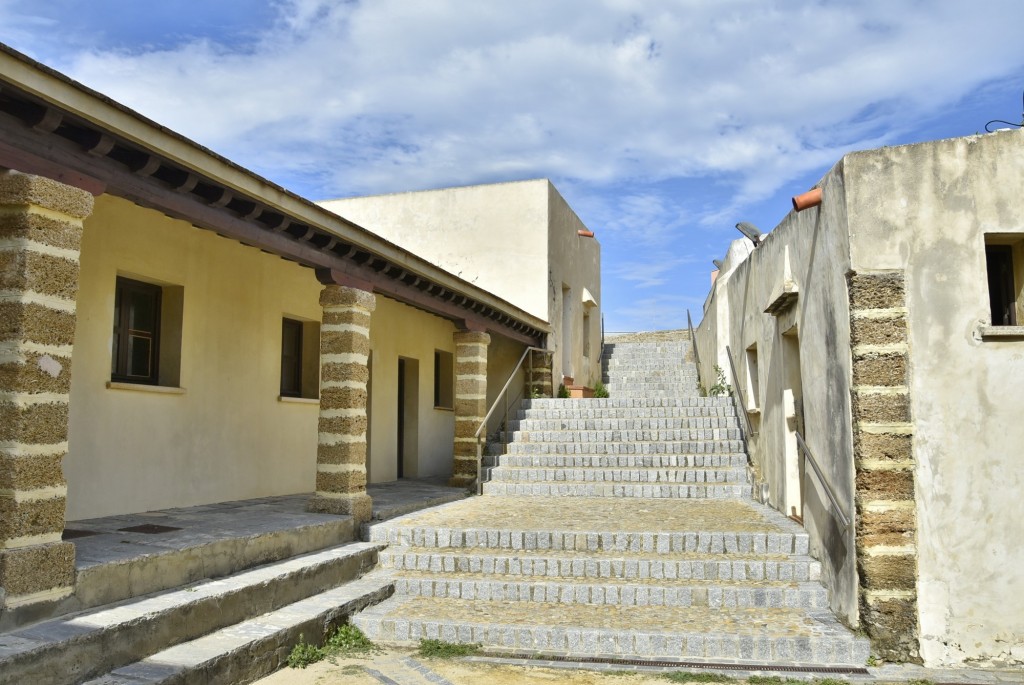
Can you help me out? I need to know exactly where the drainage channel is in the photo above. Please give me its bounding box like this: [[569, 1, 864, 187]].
[[475, 652, 870, 675]]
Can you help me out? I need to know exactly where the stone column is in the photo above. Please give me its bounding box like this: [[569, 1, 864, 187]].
[[450, 330, 490, 488], [0, 170, 93, 612], [308, 285, 375, 523], [848, 271, 920, 663], [525, 349, 553, 398]]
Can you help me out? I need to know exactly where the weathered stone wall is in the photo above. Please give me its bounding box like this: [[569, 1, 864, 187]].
[[0, 171, 93, 612], [843, 129, 1024, 667], [847, 271, 920, 663], [696, 161, 862, 631]]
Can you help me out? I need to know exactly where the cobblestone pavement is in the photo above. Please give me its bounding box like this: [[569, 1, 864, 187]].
[[254, 645, 1024, 685], [378, 496, 783, 534]]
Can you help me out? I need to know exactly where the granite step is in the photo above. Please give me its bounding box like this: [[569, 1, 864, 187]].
[[0, 542, 383, 685], [517, 406, 738, 420], [523, 397, 735, 409], [510, 428, 743, 442], [386, 572, 829, 609], [82, 575, 392, 685], [506, 440, 746, 454], [377, 547, 823, 583], [510, 417, 741, 431], [482, 481, 754, 499], [490, 454, 749, 468], [354, 596, 870, 665], [487, 466, 749, 484]]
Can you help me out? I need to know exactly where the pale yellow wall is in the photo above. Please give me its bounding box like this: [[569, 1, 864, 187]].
[[845, 129, 1024, 667], [320, 180, 603, 389], [320, 181, 551, 320], [68, 195, 324, 520], [366, 296, 459, 483]]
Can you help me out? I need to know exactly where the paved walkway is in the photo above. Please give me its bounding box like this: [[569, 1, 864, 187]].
[[254, 645, 1024, 685], [64, 478, 466, 572]]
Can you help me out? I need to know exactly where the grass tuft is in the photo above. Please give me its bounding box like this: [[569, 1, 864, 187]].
[[663, 672, 735, 683], [417, 639, 482, 658], [287, 623, 377, 669]]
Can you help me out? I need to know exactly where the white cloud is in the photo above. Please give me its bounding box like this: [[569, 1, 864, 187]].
[[1, 0, 1022, 330], [7, 0, 1015, 204]]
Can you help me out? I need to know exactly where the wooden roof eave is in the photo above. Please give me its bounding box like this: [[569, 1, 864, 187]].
[[0, 45, 549, 345]]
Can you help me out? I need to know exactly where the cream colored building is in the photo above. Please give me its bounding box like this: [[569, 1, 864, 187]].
[[695, 128, 1024, 668], [321, 180, 603, 389], [0, 44, 579, 621]]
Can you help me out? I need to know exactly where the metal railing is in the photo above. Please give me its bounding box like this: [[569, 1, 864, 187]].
[[724, 345, 758, 440], [795, 431, 851, 530], [686, 309, 701, 377], [473, 346, 551, 494]]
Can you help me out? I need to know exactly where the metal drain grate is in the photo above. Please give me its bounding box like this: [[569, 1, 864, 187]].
[[117, 524, 182, 534], [479, 652, 870, 675], [62, 528, 103, 540]]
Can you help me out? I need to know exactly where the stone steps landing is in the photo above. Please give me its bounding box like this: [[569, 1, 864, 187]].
[[357, 596, 866, 664], [0, 542, 388, 685]]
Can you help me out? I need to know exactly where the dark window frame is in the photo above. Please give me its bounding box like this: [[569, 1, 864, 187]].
[[112, 276, 162, 385], [986, 244, 1018, 326], [434, 349, 454, 410], [280, 318, 304, 397]]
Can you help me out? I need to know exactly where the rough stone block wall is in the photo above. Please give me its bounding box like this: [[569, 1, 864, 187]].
[[525, 349, 553, 398], [0, 170, 93, 610], [450, 330, 490, 488], [847, 271, 920, 663], [307, 285, 375, 523]]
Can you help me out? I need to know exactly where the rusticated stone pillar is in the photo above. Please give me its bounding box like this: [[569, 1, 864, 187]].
[[848, 270, 920, 663], [450, 330, 490, 488], [308, 285, 375, 523], [0, 170, 93, 611], [525, 349, 553, 398]]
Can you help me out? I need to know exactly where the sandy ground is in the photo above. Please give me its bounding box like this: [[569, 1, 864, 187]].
[[255, 645, 712, 685]]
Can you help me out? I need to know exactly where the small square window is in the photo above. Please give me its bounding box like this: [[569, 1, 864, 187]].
[[434, 350, 454, 409], [985, 235, 1024, 326], [280, 318, 303, 397], [280, 317, 320, 399], [112, 277, 162, 385], [111, 275, 183, 388]]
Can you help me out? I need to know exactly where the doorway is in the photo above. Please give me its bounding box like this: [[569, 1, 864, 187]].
[[781, 326, 805, 518], [397, 358, 419, 479], [561, 285, 573, 380]]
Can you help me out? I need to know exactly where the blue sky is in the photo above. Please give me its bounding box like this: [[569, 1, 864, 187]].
[[1, 0, 1022, 331]]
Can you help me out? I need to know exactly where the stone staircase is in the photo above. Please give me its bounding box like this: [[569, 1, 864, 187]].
[[355, 336, 870, 667], [0, 499, 392, 685]]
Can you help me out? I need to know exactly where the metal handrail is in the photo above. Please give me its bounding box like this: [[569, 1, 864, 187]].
[[724, 345, 758, 440], [686, 309, 701, 376], [473, 345, 550, 494], [795, 431, 851, 529]]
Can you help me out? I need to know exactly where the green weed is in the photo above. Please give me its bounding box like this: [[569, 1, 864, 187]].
[[417, 638, 482, 658], [663, 672, 735, 683], [748, 676, 803, 685], [286, 634, 324, 669], [287, 624, 377, 669]]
